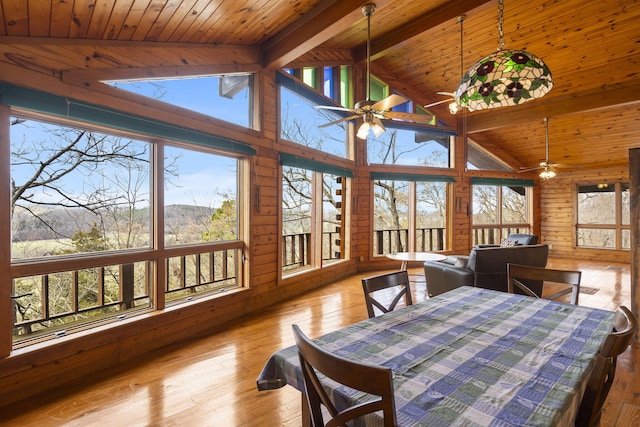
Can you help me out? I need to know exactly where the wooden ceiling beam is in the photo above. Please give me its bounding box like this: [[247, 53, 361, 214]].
[[466, 78, 640, 133], [261, 0, 365, 70], [352, 0, 493, 63]]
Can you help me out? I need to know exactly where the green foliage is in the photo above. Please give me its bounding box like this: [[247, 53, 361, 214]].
[[201, 199, 237, 242], [52, 223, 108, 255]]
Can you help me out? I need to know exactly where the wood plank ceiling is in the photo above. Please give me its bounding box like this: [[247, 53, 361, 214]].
[[0, 0, 638, 172]]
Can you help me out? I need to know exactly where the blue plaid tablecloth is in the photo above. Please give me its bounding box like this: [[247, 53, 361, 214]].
[[257, 286, 614, 426]]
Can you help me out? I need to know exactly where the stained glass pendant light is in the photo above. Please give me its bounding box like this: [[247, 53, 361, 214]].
[[455, 0, 553, 111]]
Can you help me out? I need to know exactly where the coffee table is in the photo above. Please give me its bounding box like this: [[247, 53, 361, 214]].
[[386, 251, 447, 270]]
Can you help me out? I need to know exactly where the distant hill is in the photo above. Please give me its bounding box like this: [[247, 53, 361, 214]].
[[11, 204, 214, 242]]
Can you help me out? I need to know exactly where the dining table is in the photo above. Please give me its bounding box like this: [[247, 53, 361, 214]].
[[256, 286, 615, 427]]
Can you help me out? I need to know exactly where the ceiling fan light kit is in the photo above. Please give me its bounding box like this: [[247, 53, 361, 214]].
[[539, 167, 556, 180], [455, 0, 553, 112]]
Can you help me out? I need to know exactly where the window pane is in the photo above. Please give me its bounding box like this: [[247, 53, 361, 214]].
[[368, 127, 450, 167], [164, 147, 237, 246], [165, 248, 239, 303], [578, 184, 615, 224], [467, 139, 512, 171], [322, 174, 344, 265], [373, 180, 409, 255], [13, 261, 151, 347], [622, 183, 630, 225], [282, 166, 313, 271], [473, 185, 498, 224], [502, 186, 526, 223], [416, 182, 447, 251], [577, 228, 616, 248], [280, 86, 349, 158], [106, 75, 254, 129], [622, 229, 630, 249], [10, 117, 151, 259]]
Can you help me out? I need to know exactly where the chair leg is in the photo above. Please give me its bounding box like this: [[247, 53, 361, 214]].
[[301, 393, 311, 427]]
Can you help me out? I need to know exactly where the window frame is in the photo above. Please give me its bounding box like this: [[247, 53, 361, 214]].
[[575, 182, 630, 250], [279, 155, 351, 277], [6, 108, 250, 349], [470, 178, 534, 245], [370, 173, 453, 256]]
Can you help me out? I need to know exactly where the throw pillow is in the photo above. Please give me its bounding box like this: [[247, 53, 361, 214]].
[[454, 257, 467, 268], [500, 238, 518, 247]]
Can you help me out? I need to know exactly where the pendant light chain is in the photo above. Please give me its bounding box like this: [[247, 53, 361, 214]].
[[497, 0, 505, 51]]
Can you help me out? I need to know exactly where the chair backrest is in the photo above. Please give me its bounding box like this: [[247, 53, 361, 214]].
[[361, 270, 413, 318], [507, 233, 538, 245], [507, 263, 581, 304], [576, 306, 636, 426], [292, 324, 397, 427]]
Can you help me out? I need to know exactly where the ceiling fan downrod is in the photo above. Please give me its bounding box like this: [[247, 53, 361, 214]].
[[362, 3, 376, 102]]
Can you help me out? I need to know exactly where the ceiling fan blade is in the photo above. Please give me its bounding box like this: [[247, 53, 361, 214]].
[[318, 115, 360, 128], [372, 94, 408, 111], [518, 166, 544, 173], [423, 99, 453, 108], [384, 111, 434, 124], [314, 105, 358, 113]]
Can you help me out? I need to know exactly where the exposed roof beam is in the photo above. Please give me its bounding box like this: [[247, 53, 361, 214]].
[[352, 0, 493, 63], [261, 0, 365, 70], [466, 78, 640, 133]]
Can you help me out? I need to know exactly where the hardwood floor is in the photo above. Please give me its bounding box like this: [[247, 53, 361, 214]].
[[0, 257, 638, 426]]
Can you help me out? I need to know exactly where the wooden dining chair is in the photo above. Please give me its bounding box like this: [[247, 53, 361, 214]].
[[506, 263, 581, 304], [361, 270, 413, 318], [291, 324, 397, 427], [576, 306, 637, 426]]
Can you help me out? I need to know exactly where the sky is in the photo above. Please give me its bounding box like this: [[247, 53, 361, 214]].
[[10, 76, 244, 208]]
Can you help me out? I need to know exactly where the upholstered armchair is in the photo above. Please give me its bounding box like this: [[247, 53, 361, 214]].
[[423, 244, 549, 298]]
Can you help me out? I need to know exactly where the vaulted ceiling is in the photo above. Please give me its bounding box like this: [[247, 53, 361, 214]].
[[0, 0, 638, 172]]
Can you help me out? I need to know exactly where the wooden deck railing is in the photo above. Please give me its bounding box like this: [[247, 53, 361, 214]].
[[472, 226, 532, 246], [12, 247, 239, 342], [374, 227, 446, 255]]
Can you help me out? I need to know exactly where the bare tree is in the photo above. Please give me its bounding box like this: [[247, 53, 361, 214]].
[[11, 119, 149, 242]]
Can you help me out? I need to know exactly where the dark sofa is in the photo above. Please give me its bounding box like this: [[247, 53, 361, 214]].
[[423, 244, 549, 298]]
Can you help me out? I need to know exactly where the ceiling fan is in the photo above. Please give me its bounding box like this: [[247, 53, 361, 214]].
[[518, 117, 559, 179], [315, 3, 433, 138]]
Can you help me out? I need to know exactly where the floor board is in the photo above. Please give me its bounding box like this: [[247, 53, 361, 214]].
[[0, 257, 636, 426]]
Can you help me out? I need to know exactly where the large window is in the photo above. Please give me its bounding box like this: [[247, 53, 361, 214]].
[[105, 74, 255, 129], [278, 72, 351, 158], [280, 155, 350, 274], [9, 112, 246, 347], [372, 174, 450, 255], [367, 124, 453, 167], [471, 179, 532, 245], [577, 183, 629, 249]]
